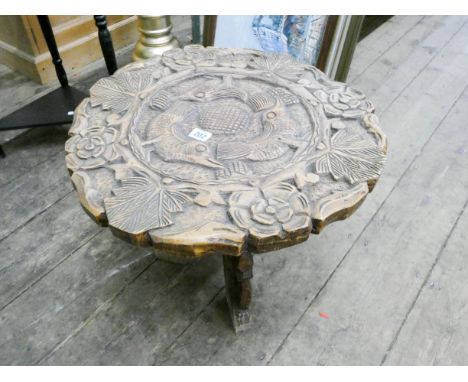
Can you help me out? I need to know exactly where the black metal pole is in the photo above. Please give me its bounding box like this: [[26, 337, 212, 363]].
[[37, 15, 68, 87], [94, 16, 118, 75]]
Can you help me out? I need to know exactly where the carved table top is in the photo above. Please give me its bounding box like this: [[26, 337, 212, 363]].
[[65, 45, 387, 258]]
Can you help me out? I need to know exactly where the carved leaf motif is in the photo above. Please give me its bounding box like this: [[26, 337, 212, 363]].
[[315, 126, 386, 184], [90, 70, 153, 114], [104, 177, 190, 234], [249, 53, 304, 79]]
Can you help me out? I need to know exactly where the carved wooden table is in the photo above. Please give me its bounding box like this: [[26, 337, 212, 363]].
[[65, 45, 387, 332]]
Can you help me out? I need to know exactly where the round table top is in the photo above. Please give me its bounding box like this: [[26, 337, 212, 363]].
[[65, 45, 387, 258]]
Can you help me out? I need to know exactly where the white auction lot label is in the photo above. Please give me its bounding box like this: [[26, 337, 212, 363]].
[[188, 128, 212, 142]]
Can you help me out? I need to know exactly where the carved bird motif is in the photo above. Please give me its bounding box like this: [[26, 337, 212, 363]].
[[142, 114, 224, 169], [143, 82, 307, 177]]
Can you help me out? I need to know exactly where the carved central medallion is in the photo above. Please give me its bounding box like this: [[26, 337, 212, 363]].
[[128, 70, 319, 184]]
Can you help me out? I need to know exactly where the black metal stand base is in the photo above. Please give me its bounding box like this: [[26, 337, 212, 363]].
[[0, 87, 86, 132], [0, 87, 86, 157]]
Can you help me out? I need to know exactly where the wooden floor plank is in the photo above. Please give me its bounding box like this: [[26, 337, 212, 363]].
[[351, 16, 467, 112], [268, 77, 468, 366], [0, 193, 100, 310], [40, 256, 224, 365], [0, 126, 68, 188], [0, 150, 73, 241], [136, 16, 468, 365], [0, 229, 158, 365], [383, 200, 468, 365], [348, 15, 424, 83]]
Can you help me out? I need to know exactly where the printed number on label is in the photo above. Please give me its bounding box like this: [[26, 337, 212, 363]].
[[188, 128, 212, 142]]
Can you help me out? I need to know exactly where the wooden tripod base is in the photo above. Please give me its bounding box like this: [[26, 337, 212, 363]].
[[222, 251, 253, 333]]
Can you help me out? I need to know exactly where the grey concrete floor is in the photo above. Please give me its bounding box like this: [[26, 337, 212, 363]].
[[1, 15, 468, 365]]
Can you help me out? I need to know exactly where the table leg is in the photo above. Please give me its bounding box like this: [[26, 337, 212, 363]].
[[222, 250, 253, 333]]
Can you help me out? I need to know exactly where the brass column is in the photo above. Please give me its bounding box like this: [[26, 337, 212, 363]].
[[132, 15, 179, 61]]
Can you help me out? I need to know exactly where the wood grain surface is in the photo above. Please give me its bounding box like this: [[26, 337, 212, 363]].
[[65, 45, 386, 257]]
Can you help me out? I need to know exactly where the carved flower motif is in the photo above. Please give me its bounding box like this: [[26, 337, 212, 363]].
[[314, 87, 374, 118], [250, 197, 293, 225], [66, 126, 118, 170], [228, 183, 310, 238]]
